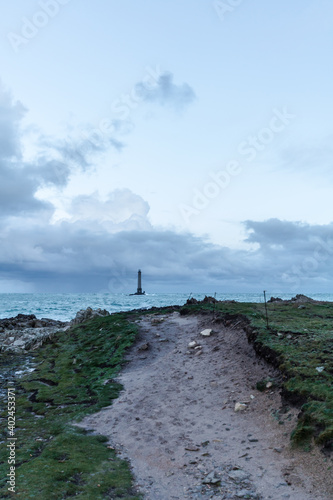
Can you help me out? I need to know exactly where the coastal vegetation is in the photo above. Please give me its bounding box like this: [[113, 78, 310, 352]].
[[0, 297, 332, 497], [0, 313, 142, 499]]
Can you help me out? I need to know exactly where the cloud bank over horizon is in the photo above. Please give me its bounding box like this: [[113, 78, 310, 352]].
[[1, 78, 333, 295]]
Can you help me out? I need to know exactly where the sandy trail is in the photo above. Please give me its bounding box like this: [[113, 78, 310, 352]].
[[78, 312, 333, 499]]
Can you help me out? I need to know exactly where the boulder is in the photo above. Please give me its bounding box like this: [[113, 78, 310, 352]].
[[202, 295, 217, 304], [186, 297, 198, 305], [291, 294, 314, 303], [268, 296, 283, 303], [70, 307, 110, 325]]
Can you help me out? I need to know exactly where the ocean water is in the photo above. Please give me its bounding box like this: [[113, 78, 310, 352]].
[[1, 292, 333, 322]]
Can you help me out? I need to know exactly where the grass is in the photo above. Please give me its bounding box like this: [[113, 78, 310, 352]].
[[0, 313, 142, 499], [180, 299, 333, 452], [1, 298, 332, 497]]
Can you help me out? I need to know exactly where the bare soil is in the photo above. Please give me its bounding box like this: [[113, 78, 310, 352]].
[[78, 312, 333, 499]]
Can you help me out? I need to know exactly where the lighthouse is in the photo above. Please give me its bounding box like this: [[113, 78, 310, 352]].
[[130, 269, 145, 295], [137, 269, 143, 294]]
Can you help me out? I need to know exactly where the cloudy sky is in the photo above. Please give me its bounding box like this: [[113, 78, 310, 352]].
[[0, 0, 333, 294]]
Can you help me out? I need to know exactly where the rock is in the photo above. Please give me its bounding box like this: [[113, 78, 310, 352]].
[[202, 471, 221, 485], [185, 444, 200, 451], [268, 296, 283, 303], [200, 329, 212, 337], [0, 310, 72, 353], [266, 381, 273, 388], [188, 341, 197, 348], [316, 366, 324, 373], [228, 469, 250, 482], [291, 294, 314, 303], [234, 402, 247, 412], [202, 295, 217, 304], [70, 307, 110, 325], [236, 489, 256, 498], [12, 339, 26, 347], [186, 298, 198, 305], [138, 342, 149, 351]]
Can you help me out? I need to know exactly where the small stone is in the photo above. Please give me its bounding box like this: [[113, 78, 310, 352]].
[[202, 471, 221, 485], [188, 341, 197, 348], [236, 489, 256, 498], [228, 469, 250, 482], [235, 402, 247, 412], [200, 329, 212, 337], [185, 445, 200, 451], [266, 381, 273, 388], [12, 339, 25, 347]]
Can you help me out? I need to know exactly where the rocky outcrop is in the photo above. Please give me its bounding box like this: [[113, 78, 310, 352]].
[[0, 314, 66, 332], [70, 307, 110, 325], [0, 314, 68, 353], [268, 296, 283, 303], [202, 295, 218, 304], [291, 294, 315, 303], [186, 297, 198, 305], [0, 307, 112, 353]]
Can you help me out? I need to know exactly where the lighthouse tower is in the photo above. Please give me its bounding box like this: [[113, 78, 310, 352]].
[[130, 269, 145, 295], [137, 269, 143, 294]]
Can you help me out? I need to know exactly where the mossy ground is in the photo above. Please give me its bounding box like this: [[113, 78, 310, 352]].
[[0, 313, 142, 499], [180, 299, 333, 452], [1, 300, 332, 497]]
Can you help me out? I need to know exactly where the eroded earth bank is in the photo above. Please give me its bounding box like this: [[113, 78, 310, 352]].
[[78, 312, 333, 499]]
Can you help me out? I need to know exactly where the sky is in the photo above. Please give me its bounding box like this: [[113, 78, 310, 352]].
[[0, 0, 333, 294]]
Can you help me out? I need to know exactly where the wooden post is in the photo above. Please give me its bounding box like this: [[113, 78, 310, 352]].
[[263, 290, 269, 329]]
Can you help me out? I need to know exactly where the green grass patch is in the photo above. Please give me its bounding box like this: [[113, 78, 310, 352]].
[[0, 313, 142, 499]]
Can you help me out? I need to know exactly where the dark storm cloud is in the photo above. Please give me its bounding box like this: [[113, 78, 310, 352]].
[[0, 84, 122, 217], [0, 222, 236, 292], [135, 72, 196, 110], [243, 219, 333, 291], [0, 86, 66, 215], [0, 162, 54, 216], [1, 214, 333, 292], [245, 218, 333, 252]]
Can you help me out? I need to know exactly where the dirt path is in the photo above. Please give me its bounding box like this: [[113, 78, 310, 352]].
[[78, 312, 333, 499]]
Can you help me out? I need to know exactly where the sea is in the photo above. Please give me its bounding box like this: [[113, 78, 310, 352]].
[[1, 292, 333, 322]]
